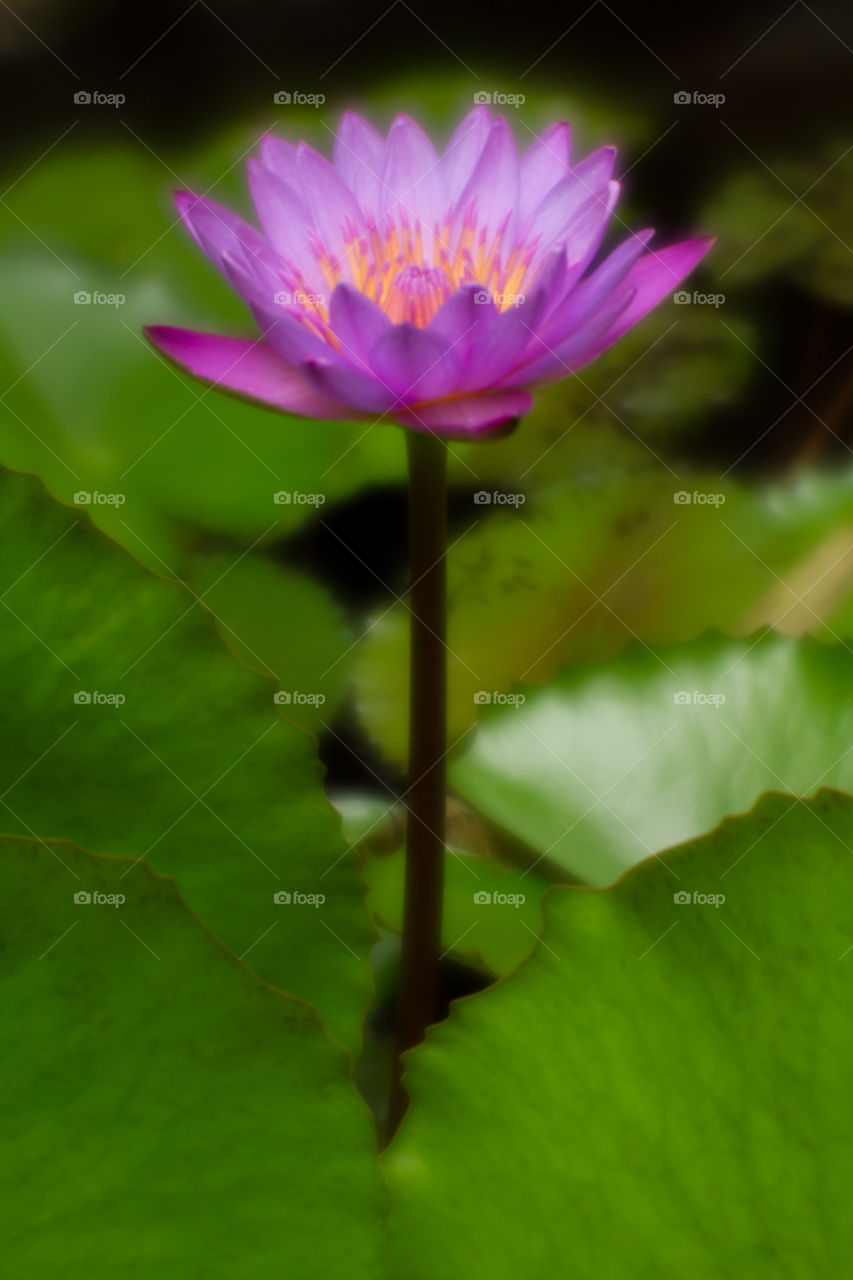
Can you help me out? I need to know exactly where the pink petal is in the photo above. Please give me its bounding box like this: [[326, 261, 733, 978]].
[[369, 323, 461, 402], [295, 141, 365, 255], [442, 105, 493, 202], [378, 113, 446, 238], [393, 388, 533, 437], [583, 235, 715, 355], [259, 134, 299, 187], [538, 227, 654, 348], [519, 122, 571, 223], [302, 358, 399, 415], [328, 283, 393, 368], [452, 116, 520, 243], [246, 159, 319, 286], [145, 326, 353, 420], [174, 191, 274, 284], [333, 112, 387, 215], [501, 287, 637, 386], [428, 284, 500, 384]]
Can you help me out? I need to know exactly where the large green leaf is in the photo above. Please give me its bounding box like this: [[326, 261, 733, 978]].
[[450, 632, 853, 885], [386, 790, 853, 1278], [0, 466, 372, 1046], [187, 549, 354, 733], [355, 466, 853, 763], [1, 836, 384, 1277]]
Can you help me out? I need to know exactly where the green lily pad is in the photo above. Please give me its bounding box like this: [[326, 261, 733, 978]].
[[0, 465, 372, 1046], [186, 549, 353, 732], [355, 465, 853, 764], [450, 631, 853, 885], [2, 836, 384, 1277], [386, 790, 853, 1278]]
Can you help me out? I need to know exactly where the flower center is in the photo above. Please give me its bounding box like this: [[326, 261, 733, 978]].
[[279, 203, 541, 339]]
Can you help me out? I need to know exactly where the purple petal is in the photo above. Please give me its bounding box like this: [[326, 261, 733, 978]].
[[369, 323, 461, 402], [247, 159, 319, 285], [500, 287, 637, 386], [328, 283, 393, 368], [538, 228, 654, 348], [519, 122, 571, 223], [453, 250, 570, 389], [428, 284, 500, 382], [442, 106, 493, 202], [302, 359, 398, 415], [377, 113, 446, 237], [452, 116, 520, 243], [393, 388, 533, 437], [333, 111, 386, 216], [525, 149, 616, 262], [174, 191, 273, 282], [295, 141, 365, 255], [259, 134, 299, 187], [583, 235, 715, 355], [145, 326, 353, 420]]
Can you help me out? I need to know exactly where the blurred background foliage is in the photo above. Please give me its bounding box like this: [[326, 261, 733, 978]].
[[2, 0, 853, 975]]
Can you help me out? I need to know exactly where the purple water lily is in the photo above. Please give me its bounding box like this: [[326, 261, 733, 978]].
[[147, 107, 712, 438]]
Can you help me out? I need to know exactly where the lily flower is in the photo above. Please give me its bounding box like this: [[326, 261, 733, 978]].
[[147, 107, 712, 438]]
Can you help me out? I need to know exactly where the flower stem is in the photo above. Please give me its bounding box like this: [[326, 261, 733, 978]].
[[387, 429, 448, 1139]]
